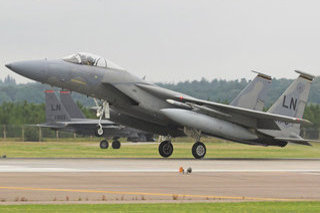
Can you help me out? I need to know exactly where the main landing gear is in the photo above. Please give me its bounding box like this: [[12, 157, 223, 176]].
[[158, 135, 206, 159], [186, 127, 207, 159], [192, 141, 206, 159], [158, 140, 173, 158], [99, 139, 121, 150]]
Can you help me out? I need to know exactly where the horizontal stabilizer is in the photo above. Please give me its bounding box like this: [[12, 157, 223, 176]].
[[274, 137, 320, 146]]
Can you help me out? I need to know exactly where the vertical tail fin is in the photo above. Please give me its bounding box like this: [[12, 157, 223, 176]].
[[267, 70, 314, 134], [45, 90, 71, 123], [230, 71, 271, 111], [59, 91, 86, 119]]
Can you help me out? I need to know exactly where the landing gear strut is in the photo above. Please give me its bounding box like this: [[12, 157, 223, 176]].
[[94, 99, 110, 138], [158, 140, 173, 158], [184, 127, 206, 159], [100, 140, 109, 149]]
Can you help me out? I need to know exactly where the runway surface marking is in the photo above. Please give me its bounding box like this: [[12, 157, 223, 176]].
[[1, 158, 320, 173], [1, 166, 320, 173], [0, 186, 304, 202]]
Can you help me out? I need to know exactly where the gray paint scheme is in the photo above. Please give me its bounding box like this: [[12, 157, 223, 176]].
[[5, 53, 316, 153], [60, 91, 85, 119], [59, 90, 154, 141], [258, 71, 314, 143], [230, 71, 271, 111], [45, 90, 71, 123], [39, 90, 153, 141]]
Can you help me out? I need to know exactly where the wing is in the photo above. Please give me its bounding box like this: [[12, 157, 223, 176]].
[[63, 119, 123, 129], [136, 83, 311, 130], [30, 123, 66, 129], [34, 119, 122, 130], [101, 82, 139, 105]]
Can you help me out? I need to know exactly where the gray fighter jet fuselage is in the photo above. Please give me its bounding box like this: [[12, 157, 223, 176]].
[[7, 56, 184, 136], [6, 52, 316, 159]]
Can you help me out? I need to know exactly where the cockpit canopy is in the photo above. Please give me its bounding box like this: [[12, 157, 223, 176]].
[[63, 52, 124, 70]]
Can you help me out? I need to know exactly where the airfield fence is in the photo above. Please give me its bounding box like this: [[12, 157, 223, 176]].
[[0, 124, 97, 141], [0, 124, 319, 142]]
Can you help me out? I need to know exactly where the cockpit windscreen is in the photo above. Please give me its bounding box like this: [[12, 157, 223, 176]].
[[63, 52, 124, 70]]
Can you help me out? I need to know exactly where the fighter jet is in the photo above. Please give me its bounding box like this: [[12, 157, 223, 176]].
[[37, 90, 153, 149], [59, 90, 154, 143], [6, 52, 315, 159]]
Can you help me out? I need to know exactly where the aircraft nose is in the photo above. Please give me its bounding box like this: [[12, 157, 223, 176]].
[[5, 63, 12, 70], [5, 60, 48, 82]]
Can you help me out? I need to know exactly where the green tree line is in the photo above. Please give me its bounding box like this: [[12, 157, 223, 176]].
[[1, 75, 320, 107], [0, 101, 319, 126], [0, 75, 319, 140], [0, 101, 96, 125], [0, 101, 319, 140]]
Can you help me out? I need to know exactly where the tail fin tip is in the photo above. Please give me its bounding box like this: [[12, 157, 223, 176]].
[[251, 70, 272, 80], [294, 70, 315, 81]]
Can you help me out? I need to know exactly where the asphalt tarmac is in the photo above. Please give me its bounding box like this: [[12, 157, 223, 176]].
[[0, 158, 320, 203]]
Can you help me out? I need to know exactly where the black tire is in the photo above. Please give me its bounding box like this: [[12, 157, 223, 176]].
[[100, 140, 109, 149], [158, 140, 173, 158], [192, 141, 206, 159], [112, 140, 121, 149]]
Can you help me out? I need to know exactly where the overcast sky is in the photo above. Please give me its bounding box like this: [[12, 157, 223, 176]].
[[1, 0, 320, 83]]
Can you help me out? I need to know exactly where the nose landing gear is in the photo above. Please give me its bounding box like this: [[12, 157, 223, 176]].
[[100, 139, 121, 149], [94, 98, 110, 138], [95, 124, 104, 137]]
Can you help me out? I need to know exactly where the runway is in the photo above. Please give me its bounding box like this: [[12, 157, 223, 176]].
[[0, 159, 320, 203], [1, 158, 320, 172]]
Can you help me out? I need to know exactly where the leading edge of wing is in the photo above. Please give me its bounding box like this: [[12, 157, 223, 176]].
[[137, 83, 311, 125], [170, 97, 311, 125]]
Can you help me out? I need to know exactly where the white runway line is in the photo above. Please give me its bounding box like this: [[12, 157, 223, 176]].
[[1, 170, 320, 173], [1, 159, 320, 173]]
